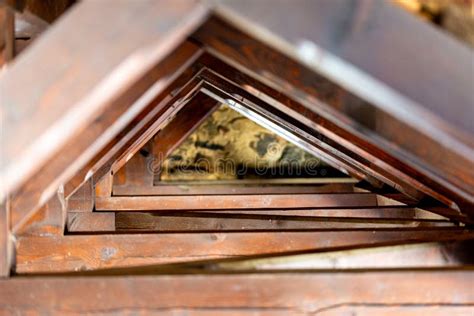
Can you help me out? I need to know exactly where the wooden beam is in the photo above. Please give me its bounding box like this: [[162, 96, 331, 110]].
[[113, 183, 356, 196], [193, 58, 463, 215], [192, 17, 474, 215], [8, 41, 203, 233], [0, 271, 473, 313], [0, 0, 208, 201], [15, 229, 474, 273], [65, 211, 452, 233], [214, 0, 474, 140], [95, 193, 380, 211], [63, 60, 204, 198], [111, 212, 452, 232]]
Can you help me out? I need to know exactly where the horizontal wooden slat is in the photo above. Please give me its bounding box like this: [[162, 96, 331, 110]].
[[96, 193, 380, 211], [16, 229, 474, 273], [200, 207, 447, 220], [1, 271, 473, 313], [113, 183, 356, 196], [112, 212, 453, 232]]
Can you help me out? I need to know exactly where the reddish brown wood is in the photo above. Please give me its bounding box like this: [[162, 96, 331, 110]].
[[111, 212, 452, 232], [16, 189, 66, 237], [95, 193, 381, 211], [1, 1, 209, 200], [67, 178, 93, 212], [63, 54, 204, 198], [191, 17, 474, 216], [113, 183, 356, 196], [15, 229, 473, 273], [67, 212, 115, 233], [0, 271, 473, 314]]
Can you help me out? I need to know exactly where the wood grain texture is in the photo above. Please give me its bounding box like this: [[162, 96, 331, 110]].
[[0, 0, 208, 199], [15, 229, 474, 273], [0, 271, 473, 313], [192, 17, 474, 216], [113, 212, 452, 232], [95, 193, 380, 211]]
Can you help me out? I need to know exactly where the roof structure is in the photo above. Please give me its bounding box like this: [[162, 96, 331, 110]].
[[0, 0, 473, 313]]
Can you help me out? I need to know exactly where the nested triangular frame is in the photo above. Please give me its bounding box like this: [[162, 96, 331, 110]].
[[7, 39, 471, 238], [1, 0, 473, 307], [87, 65, 463, 220], [13, 47, 468, 240]]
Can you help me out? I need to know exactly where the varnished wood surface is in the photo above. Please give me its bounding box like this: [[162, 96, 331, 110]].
[[15, 229, 474, 273], [192, 18, 474, 215], [95, 193, 380, 211], [0, 0, 208, 199], [1, 271, 473, 314]]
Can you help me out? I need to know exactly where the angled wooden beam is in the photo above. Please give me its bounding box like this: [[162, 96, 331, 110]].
[[214, 0, 474, 141], [15, 229, 474, 273], [63, 54, 205, 198], [189, 53, 471, 221], [8, 41, 204, 233], [191, 15, 474, 215], [111, 92, 220, 187], [1, 0, 209, 228]]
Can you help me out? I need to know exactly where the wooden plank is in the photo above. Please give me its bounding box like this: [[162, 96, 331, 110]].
[[63, 53, 204, 198], [66, 211, 452, 233], [201, 207, 447, 220], [15, 229, 474, 273], [111, 212, 453, 233], [215, 0, 474, 139], [203, 78, 424, 199], [197, 63, 462, 213], [0, 271, 473, 313], [95, 193, 380, 211], [192, 17, 474, 215], [8, 41, 203, 233], [113, 183, 356, 196], [1, 0, 208, 203], [111, 92, 219, 187], [187, 54, 466, 220]]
